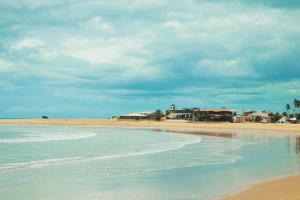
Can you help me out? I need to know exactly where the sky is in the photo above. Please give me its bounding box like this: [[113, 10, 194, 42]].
[[0, 0, 300, 118]]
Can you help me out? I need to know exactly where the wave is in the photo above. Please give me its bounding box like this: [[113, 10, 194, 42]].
[[0, 137, 202, 172], [0, 132, 96, 144], [88, 137, 202, 161], [0, 156, 84, 171], [0, 136, 247, 174]]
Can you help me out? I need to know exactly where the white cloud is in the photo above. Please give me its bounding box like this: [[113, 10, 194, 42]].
[[259, 80, 300, 97], [195, 59, 257, 78], [164, 20, 182, 30], [0, 58, 13, 72], [61, 37, 145, 65], [0, 0, 64, 9], [81, 16, 113, 33], [12, 38, 46, 50], [128, 0, 168, 10], [58, 36, 164, 81]]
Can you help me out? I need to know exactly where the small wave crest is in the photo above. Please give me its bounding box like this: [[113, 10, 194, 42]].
[[88, 137, 202, 161], [0, 157, 83, 171], [0, 136, 248, 174], [0, 132, 96, 144], [0, 137, 202, 172]]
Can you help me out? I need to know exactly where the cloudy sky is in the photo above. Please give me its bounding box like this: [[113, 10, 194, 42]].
[[0, 0, 300, 118]]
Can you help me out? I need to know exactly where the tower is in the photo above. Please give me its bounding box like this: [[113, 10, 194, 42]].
[[169, 104, 176, 113]]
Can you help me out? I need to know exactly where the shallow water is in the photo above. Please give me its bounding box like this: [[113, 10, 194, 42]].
[[0, 125, 299, 200]]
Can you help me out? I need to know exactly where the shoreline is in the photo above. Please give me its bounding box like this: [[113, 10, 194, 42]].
[[220, 173, 300, 200], [0, 118, 300, 133], [1, 118, 300, 199]]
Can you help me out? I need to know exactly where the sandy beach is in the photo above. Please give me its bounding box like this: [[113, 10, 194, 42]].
[[1, 118, 300, 133], [1, 118, 300, 199], [222, 174, 300, 200]]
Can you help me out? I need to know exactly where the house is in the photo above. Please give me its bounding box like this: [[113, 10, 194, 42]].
[[233, 115, 245, 123], [242, 111, 256, 121], [166, 104, 193, 120], [289, 117, 297, 124], [277, 116, 288, 124], [118, 113, 147, 120], [166, 104, 235, 122], [248, 112, 271, 123], [193, 109, 235, 122], [260, 118, 269, 123]]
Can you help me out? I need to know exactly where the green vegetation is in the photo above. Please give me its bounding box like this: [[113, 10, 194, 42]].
[[255, 116, 262, 122], [146, 109, 165, 121], [285, 104, 291, 113], [154, 109, 164, 121], [273, 112, 282, 122], [285, 98, 300, 119], [294, 99, 300, 113]]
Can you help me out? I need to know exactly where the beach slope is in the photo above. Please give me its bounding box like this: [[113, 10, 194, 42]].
[[222, 174, 300, 200], [0, 118, 300, 133]]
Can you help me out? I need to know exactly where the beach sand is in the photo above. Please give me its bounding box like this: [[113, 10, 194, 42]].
[[0, 118, 300, 133], [222, 174, 300, 200], [1, 118, 300, 199]]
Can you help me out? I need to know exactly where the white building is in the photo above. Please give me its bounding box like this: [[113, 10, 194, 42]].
[[290, 117, 297, 123], [118, 113, 147, 120], [248, 112, 270, 122], [277, 116, 288, 124]]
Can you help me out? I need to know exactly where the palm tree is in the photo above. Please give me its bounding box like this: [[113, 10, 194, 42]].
[[285, 104, 291, 113], [154, 109, 163, 121], [294, 99, 300, 113]]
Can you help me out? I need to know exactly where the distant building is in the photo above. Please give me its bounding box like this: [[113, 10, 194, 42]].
[[277, 116, 288, 124], [260, 118, 269, 123], [242, 111, 256, 121], [167, 105, 193, 120], [248, 112, 271, 123], [166, 104, 235, 122], [140, 112, 153, 115], [118, 113, 147, 120], [289, 117, 297, 124], [193, 109, 235, 122], [169, 104, 176, 113], [233, 115, 245, 123]]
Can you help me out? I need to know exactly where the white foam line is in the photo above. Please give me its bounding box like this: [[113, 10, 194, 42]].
[[0, 132, 96, 144], [0, 156, 84, 170], [0, 137, 202, 172], [88, 137, 202, 161]]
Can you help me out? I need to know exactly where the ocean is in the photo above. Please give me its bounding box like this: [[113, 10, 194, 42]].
[[0, 125, 299, 200]]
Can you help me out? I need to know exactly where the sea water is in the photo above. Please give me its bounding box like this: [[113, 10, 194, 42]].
[[0, 125, 299, 200]]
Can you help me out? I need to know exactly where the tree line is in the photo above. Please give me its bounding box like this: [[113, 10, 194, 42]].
[[284, 98, 300, 119]]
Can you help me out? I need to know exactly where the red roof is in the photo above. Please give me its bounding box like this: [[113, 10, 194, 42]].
[[198, 109, 235, 113]]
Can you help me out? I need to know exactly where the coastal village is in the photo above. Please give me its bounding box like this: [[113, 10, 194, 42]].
[[118, 99, 300, 124]]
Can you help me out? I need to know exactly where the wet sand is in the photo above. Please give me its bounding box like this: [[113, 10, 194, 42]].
[[222, 174, 300, 200], [155, 129, 236, 138]]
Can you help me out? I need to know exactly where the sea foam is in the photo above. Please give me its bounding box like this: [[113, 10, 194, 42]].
[[0, 137, 202, 172], [0, 133, 247, 174], [0, 156, 84, 171], [0, 132, 96, 144]]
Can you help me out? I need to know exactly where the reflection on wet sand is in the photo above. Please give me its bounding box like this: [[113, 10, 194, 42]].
[[158, 129, 300, 156], [155, 129, 236, 139], [285, 136, 300, 155], [295, 137, 300, 154]]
